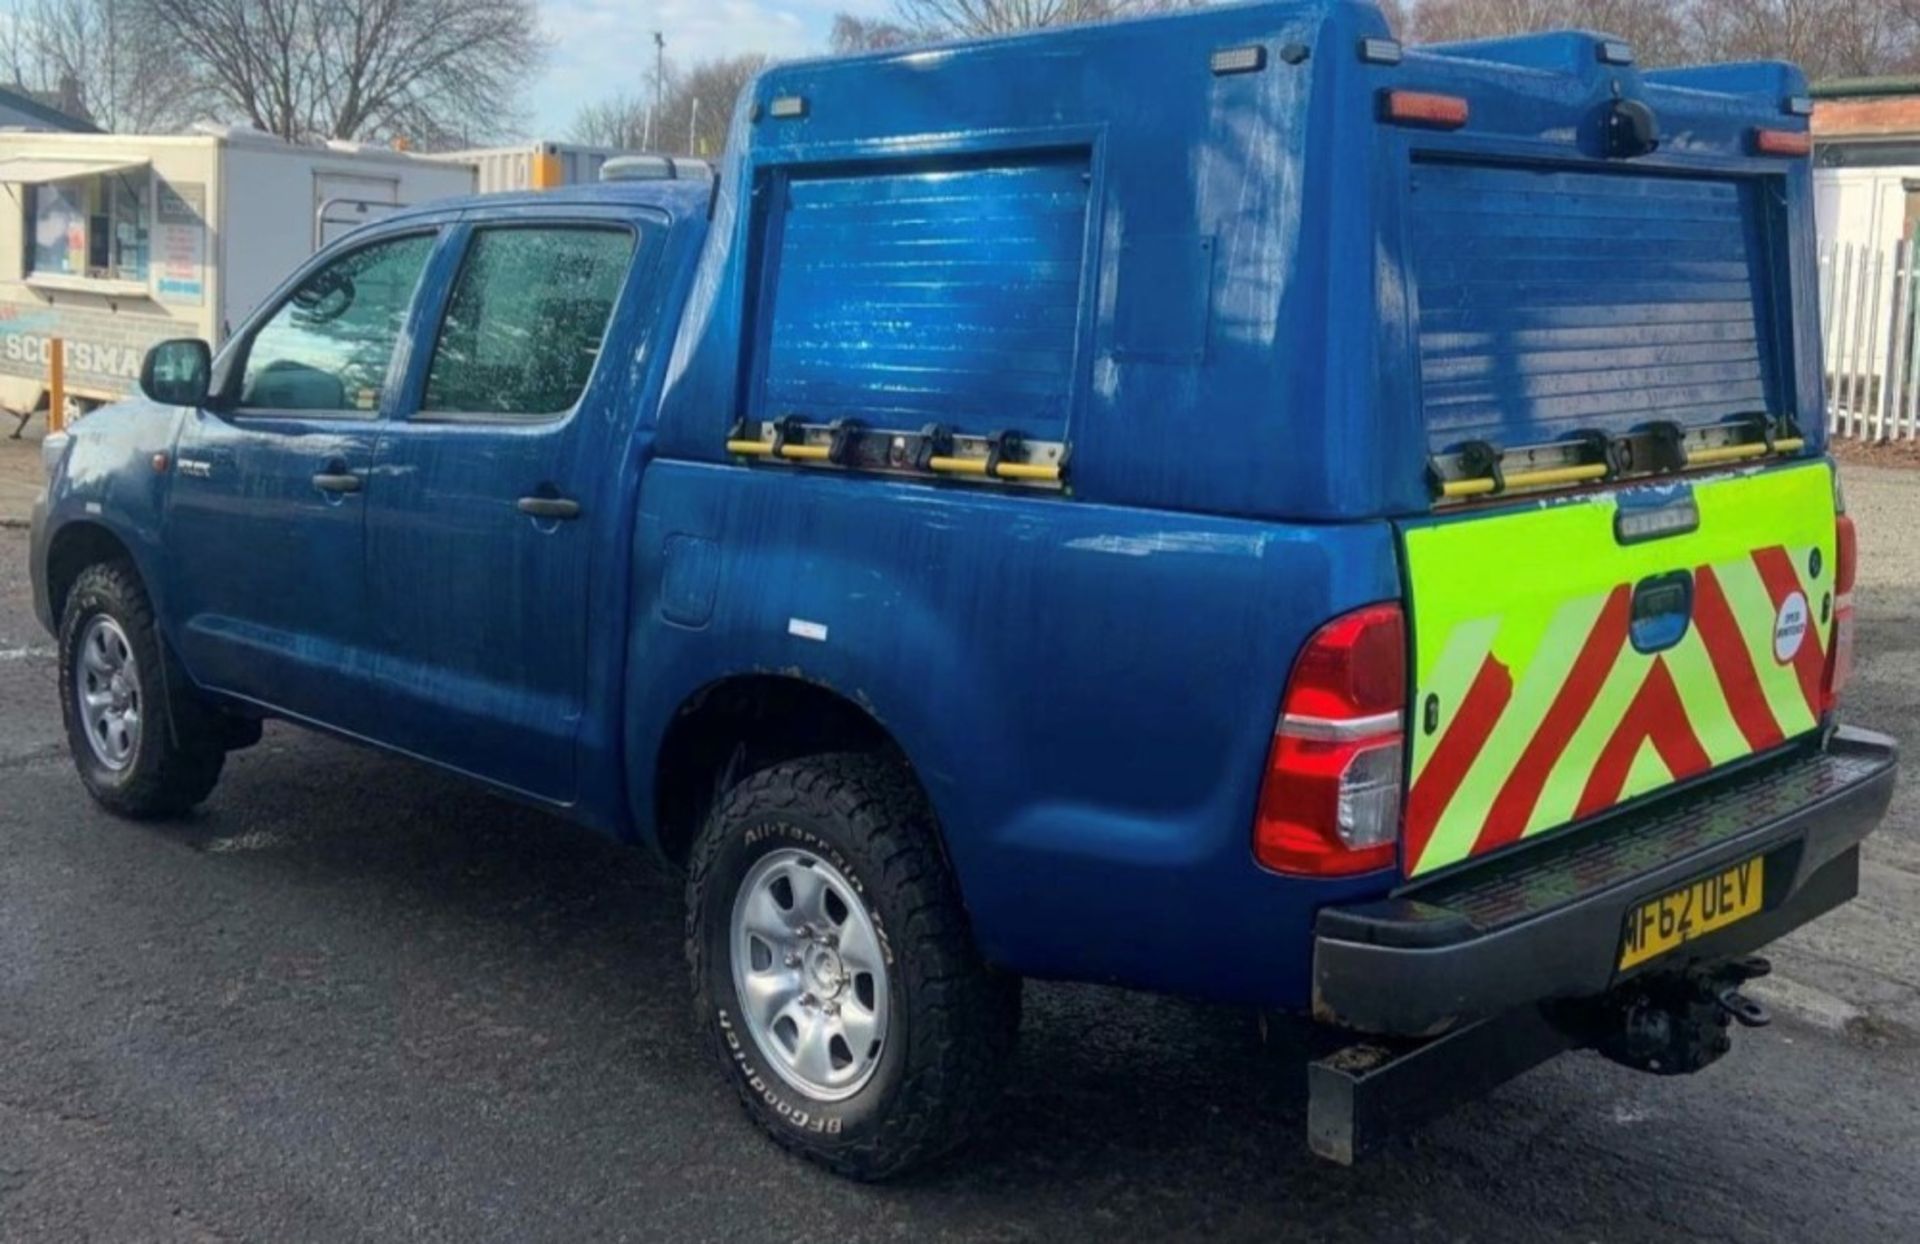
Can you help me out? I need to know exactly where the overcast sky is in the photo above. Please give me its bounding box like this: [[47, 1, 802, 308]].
[[532, 0, 892, 137]]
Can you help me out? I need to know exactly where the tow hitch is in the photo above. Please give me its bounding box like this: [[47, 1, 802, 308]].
[[1584, 957, 1773, 1076], [1307, 958, 1777, 1165]]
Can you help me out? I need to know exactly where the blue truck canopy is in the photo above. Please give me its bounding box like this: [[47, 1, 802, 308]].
[[657, 0, 1818, 522]]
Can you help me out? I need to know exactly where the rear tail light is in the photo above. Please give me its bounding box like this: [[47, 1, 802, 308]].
[[1823, 509, 1857, 715], [1254, 604, 1407, 876]]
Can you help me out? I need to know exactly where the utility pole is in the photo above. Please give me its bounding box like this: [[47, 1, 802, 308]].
[[103, 0, 117, 131], [653, 30, 666, 151], [689, 97, 699, 156]]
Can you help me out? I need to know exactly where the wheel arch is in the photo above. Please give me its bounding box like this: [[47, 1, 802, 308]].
[[650, 673, 945, 872], [44, 520, 143, 626]]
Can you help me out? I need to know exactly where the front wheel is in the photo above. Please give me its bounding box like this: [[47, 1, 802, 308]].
[[58, 561, 225, 818], [687, 753, 1020, 1179]]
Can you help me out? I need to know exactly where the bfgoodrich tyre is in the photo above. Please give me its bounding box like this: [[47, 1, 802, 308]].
[[687, 752, 1020, 1179], [58, 561, 224, 819]]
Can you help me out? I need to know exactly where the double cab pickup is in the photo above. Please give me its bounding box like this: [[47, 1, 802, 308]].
[[29, 1, 1896, 1177]]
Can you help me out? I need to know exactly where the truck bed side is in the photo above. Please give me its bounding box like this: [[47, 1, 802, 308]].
[[624, 464, 1399, 1003]]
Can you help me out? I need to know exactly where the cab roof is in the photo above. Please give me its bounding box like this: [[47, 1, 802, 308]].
[[382, 175, 714, 225]]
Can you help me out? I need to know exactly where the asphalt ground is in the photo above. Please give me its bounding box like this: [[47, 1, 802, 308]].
[[1, 465, 1917, 1242]]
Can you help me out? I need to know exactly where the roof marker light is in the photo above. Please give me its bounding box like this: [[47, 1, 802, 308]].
[[1359, 37, 1403, 66], [1383, 90, 1470, 130], [1597, 39, 1635, 66], [1754, 127, 1812, 157], [1211, 45, 1267, 76], [768, 95, 808, 120]]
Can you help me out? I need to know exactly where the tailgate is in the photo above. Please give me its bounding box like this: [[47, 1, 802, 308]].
[[1401, 463, 1837, 879]]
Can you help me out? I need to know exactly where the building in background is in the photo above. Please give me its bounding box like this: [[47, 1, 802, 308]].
[[1810, 81, 1920, 438], [1813, 79, 1920, 257], [0, 81, 98, 134], [0, 125, 472, 420]]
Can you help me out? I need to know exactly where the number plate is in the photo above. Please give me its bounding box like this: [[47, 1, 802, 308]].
[[1619, 857, 1765, 971]]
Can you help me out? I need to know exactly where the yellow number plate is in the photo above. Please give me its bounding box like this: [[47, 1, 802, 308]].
[[1619, 857, 1765, 971]]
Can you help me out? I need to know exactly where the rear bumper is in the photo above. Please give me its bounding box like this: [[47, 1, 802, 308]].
[[1313, 726, 1898, 1037]]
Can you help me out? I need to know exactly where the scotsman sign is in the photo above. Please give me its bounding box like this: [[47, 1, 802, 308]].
[[0, 302, 158, 394]]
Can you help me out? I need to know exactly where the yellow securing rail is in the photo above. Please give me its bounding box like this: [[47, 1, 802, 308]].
[[727, 420, 1068, 489], [925, 455, 1063, 483], [1685, 437, 1804, 466], [1436, 434, 1808, 501], [1438, 462, 1610, 499], [722, 439, 830, 461]]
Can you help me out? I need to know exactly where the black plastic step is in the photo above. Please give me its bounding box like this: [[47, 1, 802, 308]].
[[1321, 729, 1897, 949]]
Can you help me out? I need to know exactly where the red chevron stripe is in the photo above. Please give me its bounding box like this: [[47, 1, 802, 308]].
[[1405, 654, 1513, 870], [1470, 585, 1633, 856], [1691, 566, 1787, 752], [1574, 659, 1711, 819], [1750, 545, 1826, 721]]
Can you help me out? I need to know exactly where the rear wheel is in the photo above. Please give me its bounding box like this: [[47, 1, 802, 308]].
[[687, 753, 1020, 1179], [58, 561, 225, 818]]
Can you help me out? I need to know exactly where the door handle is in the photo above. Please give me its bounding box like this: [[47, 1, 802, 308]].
[[312, 472, 362, 494], [517, 495, 581, 520]]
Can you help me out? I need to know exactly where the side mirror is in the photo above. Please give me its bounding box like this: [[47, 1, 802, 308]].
[[139, 338, 212, 407]]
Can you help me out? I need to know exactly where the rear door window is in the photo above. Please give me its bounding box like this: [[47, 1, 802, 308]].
[[420, 226, 636, 419]]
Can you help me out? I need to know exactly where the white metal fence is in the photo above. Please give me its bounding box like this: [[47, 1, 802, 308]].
[[1821, 241, 1920, 441]]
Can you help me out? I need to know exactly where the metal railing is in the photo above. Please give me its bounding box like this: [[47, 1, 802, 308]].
[[1821, 240, 1920, 441]]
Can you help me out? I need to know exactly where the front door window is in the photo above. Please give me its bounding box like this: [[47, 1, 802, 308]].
[[239, 233, 436, 413]]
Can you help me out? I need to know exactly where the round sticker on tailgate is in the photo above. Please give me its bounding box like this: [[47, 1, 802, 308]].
[[1774, 590, 1810, 663]]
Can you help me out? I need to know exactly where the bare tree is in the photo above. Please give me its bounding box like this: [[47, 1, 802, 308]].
[[894, 0, 1127, 35], [1688, 0, 1916, 79], [571, 54, 765, 157], [831, 14, 917, 52], [1412, 0, 1920, 73], [669, 54, 767, 157], [134, 0, 544, 145], [1412, 0, 1694, 66], [571, 93, 653, 150], [0, 0, 192, 131], [830, 0, 1206, 42]]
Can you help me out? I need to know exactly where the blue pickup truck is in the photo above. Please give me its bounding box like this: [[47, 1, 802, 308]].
[[27, 0, 1898, 1177]]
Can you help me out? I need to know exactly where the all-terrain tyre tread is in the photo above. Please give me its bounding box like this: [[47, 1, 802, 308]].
[[686, 752, 1019, 1180], [59, 560, 225, 819]]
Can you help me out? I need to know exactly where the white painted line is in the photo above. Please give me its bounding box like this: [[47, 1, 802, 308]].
[[787, 618, 828, 643], [0, 645, 54, 662], [1750, 974, 1865, 1033]]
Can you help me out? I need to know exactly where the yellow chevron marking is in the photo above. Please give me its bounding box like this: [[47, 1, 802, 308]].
[[1620, 734, 1676, 804], [1413, 591, 1608, 874], [1523, 640, 1649, 838], [1717, 554, 1819, 735], [1663, 622, 1750, 768], [1408, 615, 1502, 787]]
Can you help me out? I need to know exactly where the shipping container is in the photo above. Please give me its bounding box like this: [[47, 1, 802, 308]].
[[429, 141, 637, 194]]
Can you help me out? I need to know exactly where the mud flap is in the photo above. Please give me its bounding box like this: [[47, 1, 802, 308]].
[[1307, 1006, 1574, 1165]]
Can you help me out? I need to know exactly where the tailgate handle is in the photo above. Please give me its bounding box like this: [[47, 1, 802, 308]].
[[1630, 571, 1693, 654]]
